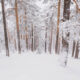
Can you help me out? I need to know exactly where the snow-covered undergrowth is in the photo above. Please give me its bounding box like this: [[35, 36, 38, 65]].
[[0, 51, 80, 80]]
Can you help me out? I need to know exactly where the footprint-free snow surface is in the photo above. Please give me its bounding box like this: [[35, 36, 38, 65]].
[[0, 52, 80, 80]]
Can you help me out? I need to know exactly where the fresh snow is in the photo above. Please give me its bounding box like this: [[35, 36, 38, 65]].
[[0, 0, 80, 80], [0, 52, 80, 80]]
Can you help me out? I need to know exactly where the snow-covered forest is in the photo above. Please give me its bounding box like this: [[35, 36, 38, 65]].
[[0, 0, 80, 80]]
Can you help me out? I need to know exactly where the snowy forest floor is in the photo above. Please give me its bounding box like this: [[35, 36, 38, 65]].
[[0, 51, 80, 80]]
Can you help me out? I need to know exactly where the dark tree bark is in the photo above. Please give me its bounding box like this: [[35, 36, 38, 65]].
[[63, 0, 71, 20], [75, 41, 79, 59], [15, 0, 21, 53], [1, 0, 9, 56], [72, 40, 76, 57], [62, 0, 71, 66]]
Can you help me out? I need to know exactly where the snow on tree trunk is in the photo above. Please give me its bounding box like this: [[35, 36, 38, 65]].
[[59, 0, 71, 67], [63, 0, 71, 20], [15, 0, 21, 54], [1, 0, 9, 56], [72, 40, 76, 57], [31, 24, 34, 52], [45, 27, 47, 53], [55, 0, 61, 54], [75, 41, 79, 58]]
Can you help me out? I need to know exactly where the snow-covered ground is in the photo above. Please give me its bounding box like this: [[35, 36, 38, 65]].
[[0, 52, 80, 80]]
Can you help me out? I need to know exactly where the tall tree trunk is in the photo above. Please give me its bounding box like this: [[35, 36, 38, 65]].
[[45, 27, 47, 53], [63, 0, 71, 20], [55, 0, 61, 54], [72, 40, 76, 57], [49, 26, 53, 54], [75, 41, 79, 59], [49, 16, 53, 54], [14, 39, 17, 50], [61, 0, 71, 66], [1, 0, 9, 56], [24, 8, 28, 50], [15, 0, 21, 53], [31, 24, 34, 52]]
